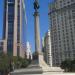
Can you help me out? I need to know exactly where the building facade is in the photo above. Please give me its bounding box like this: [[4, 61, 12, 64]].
[[42, 30, 52, 67], [0, 40, 5, 54], [49, 0, 75, 66], [2, 0, 26, 57], [25, 42, 32, 60]]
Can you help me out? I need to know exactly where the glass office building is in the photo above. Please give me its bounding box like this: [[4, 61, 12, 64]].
[[2, 0, 26, 57]]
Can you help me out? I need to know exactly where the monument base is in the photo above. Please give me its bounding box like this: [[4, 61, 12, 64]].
[[10, 54, 63, 75]]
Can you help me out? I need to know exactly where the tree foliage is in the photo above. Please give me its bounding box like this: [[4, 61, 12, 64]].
[[0, 53, 31, 75], [60, 59, 75, 72], [0, 53, 10, 75]]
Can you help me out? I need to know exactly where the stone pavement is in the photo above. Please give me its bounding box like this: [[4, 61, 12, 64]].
[[10, 72, 75, 75]]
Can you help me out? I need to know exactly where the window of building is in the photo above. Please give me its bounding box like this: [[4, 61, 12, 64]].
[[8, 4, 14, 15], [8, 0, 15, 3], [71, 0, 75, 2], [17, 46, 20, 56], [72, 10, 75, 13]]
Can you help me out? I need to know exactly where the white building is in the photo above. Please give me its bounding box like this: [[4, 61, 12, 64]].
[[25, 42, 32, 60], [43, 30, 52, 67], [49, 0, 75, 66]]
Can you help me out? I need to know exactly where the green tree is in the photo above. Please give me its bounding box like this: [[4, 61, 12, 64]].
[[0, 53, 31, 74], [71, 60, 75, 72], [60, 60, 72, 72], [12, 56, 30, 69], [0, 53, 10, 75], [21, 59, 29, 68]]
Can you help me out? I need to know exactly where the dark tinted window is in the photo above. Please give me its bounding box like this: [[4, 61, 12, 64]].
[[8, 0, 15, 2]]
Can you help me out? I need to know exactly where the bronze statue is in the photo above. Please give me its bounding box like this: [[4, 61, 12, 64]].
[[34, 0, 40, 10]]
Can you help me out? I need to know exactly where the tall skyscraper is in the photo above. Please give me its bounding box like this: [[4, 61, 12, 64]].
[[2, 0, 26, 57], [49, 0, 75, 66], [25, 41, 32, 60], [42, 30, 52, 67]]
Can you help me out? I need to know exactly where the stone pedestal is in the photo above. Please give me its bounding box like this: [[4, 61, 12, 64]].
[[10, 53, 63, 75]]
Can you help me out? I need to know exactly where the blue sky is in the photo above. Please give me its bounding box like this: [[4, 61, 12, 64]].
[[0, 0, 53, 52]]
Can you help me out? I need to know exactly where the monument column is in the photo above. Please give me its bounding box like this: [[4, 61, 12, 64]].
[[34, 8, 41, 54], [33, 0, 44, 63]]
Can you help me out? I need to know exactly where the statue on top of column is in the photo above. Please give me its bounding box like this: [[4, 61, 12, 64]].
[[34, 0, 40, 10]]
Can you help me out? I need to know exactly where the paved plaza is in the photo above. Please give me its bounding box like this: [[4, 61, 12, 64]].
[[11, 72, 75, 75]]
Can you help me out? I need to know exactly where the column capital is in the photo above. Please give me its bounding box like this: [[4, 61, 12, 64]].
[[33, 11, 39, 16]]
